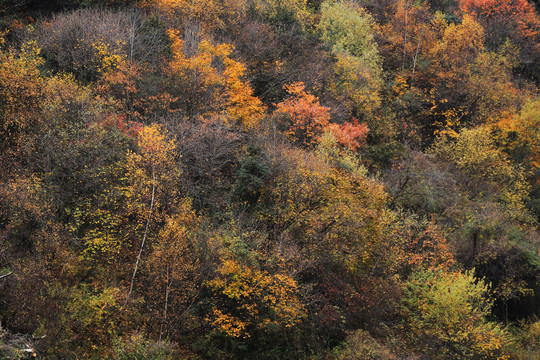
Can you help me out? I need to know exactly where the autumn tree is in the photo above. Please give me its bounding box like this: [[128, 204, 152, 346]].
[[144, 199, 202, 340], [165, 29, 265, 128], [274, 82, 331, 146], [124, 124, 181, 302], [0, 36, 44, 162], [318, 0, 383, 119], [460, 0, 540, 82], [402, 269, 513, 359], [142, 0, 247, 34], [204, 256, 305, 355]]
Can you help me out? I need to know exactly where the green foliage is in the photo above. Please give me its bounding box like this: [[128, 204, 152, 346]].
[[401, 269, 513, 359], [247, 0, 311, 28], [232, 145, 269, 205], [318, 0, 382, 118], [113, 333, 176, 360], [332, 329, 398, 360], [318, 1, 378, 60]]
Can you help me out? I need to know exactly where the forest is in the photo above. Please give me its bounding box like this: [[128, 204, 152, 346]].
[[0, 0, 539, 358]]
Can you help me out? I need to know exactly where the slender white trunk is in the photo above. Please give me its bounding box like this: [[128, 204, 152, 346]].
[[126, 164, 156, 304]]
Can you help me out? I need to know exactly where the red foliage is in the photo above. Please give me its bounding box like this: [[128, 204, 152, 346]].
[[96, 114, 142, 137], [275, 82, 331, 146], [460, 0, 540, 39], [328, 119, 369, 151]]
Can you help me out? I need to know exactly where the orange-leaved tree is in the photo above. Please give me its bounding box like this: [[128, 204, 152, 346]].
[[207, 258, 305, 340], [327, 119, 369, 151], [460, 0, 540, 82], [275, 82, 331, 147], [165, 29, 265, 128]]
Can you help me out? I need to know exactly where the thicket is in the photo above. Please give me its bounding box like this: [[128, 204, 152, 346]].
[[0, 0, 538, 359]]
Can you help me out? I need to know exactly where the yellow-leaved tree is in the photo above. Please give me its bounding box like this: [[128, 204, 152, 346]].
[[143, 0, 246, 32], [124, 124, 181, 302], [207, 257, 305, 339], [165, 29, 265, 128]]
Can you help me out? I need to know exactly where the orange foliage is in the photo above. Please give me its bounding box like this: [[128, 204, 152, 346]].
[[404, 221, 456, 272], [98, 61, 178, 120], [275, 82, 369, 150], [207, 259, 304, 339], [328, 119, 369, 151], [275, 82, 331, 146], [166, 29, 264, 128], [460, 0, 540, 39]]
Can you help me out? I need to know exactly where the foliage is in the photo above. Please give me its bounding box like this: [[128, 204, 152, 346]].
[[247, 0, 310, 28], [331, 329, 398, 360], [232, 145, 269, 205], [113, 332, 176, 360], [261, 145, 387, 273], [460, 0, 540, 70], [430, 126, 531, 213], [401, 269, 513, 359], [207, 258, 305, 339], [318, 0, 382, 118], [166, 29, 265, 128], [1, 0, 539, 359], [0, 37, 44, 157], [275, 82, 331, 146]]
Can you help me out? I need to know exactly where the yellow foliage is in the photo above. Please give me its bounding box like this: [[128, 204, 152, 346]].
[[143, 0, 246, 32], [0, 39, 45, 152], [207, 258, 304, 338], [167, 29, 265, 128], [402, 269, 513, 359], [430, 126, 531, 213], [123, 124, 181, 232], [262, 147, 387, 272], [91, 40, 128, 75]]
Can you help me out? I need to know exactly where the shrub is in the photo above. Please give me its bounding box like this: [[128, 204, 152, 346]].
[[401, 269, 513, 359]]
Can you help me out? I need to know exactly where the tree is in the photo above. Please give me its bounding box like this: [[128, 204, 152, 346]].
[[165, 29, 265, 128], [274, 82, 331, 147], [460, 0, 540, 83], [207, 258, 304, 339], [430, 126, 530, 212], [124, 124, 181, 302], [144, 199, 202, 340], [0, 37, 44, 160], [401, 269, 512, 359], [318, 0, 383, 119], [142, 0, 246, 33]]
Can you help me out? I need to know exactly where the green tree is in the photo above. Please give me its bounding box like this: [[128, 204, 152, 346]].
[[318, 0, 382, 119], [401, 269, 512, 359]]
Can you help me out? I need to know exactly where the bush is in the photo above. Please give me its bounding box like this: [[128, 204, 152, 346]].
[[332, 329, 398, 360], [401, 269, 513, 359], [113, 332, 176, 360]]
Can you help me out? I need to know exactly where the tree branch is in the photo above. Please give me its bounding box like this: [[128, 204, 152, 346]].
[[0, 271, 13, 280]]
